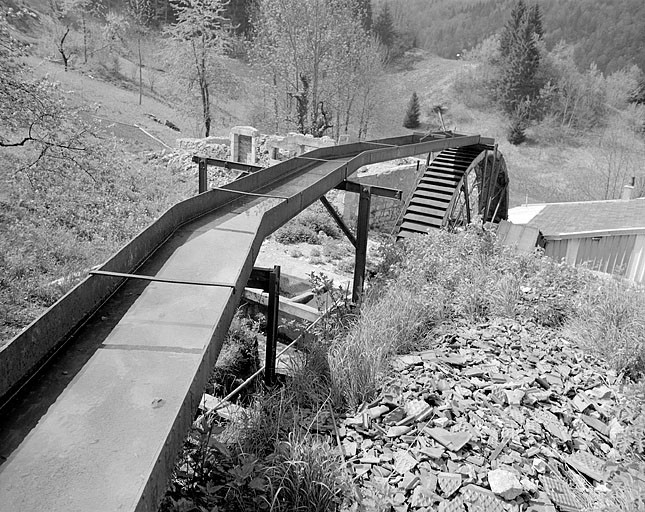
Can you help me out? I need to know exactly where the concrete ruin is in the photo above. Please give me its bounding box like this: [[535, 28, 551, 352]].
[[230, 126, 259, 164], [264, 132, 336, 164]]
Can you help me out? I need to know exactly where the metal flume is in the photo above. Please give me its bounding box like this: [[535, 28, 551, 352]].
[[0, 133, 492, 512]]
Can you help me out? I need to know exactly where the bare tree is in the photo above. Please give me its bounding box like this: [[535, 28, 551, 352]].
[[164, 0, 231, 137], [252, 0, 384, 139], [128, 0, 153, 105], [48, 0, 94, 71], [1, 16, 101, 185]]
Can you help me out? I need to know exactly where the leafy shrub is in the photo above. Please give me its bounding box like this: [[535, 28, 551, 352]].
[[323, 239, 352, 262], [507, 116, 527, 144], [274, 206, 340, 245], [274, 223, 319, 244]]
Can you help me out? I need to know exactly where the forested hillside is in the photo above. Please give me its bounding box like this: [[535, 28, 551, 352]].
[[384, 0, 645, 74]]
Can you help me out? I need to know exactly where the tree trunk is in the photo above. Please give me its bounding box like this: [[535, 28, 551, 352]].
[[201, 76, 211, 137], [58, 27, 71, 72], [82, 12, 87, 64], [138, 35, 143, 105]]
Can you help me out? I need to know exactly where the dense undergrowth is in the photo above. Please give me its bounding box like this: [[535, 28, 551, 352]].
[[273, 203, 342, 245], [0, 149, 196, 344], [162, 226, 645, 511]]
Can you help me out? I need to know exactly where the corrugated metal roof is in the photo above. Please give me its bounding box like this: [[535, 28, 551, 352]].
[[508, 198, 645, 237]]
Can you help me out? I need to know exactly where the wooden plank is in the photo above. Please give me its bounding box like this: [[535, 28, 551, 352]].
[[399, 220, 438, 234], [411, 188, 452, 201]]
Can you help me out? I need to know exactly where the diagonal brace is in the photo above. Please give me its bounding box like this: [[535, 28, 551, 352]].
[[319, 196, 357, 248]]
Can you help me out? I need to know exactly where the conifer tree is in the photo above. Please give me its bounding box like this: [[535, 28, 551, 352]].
[[373, 2, 395, 48], [528, 3, 544, 39], [497, 0, 543, 116], [403, 92, 421, 129]]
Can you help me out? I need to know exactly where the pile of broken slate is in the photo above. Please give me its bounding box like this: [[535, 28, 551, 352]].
[[328, 318, 643, 512]]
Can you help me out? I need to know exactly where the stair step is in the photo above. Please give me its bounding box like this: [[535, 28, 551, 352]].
[[400, 218, 442, 232], [415, 188, 454, 200], [397, 228, 426, 239], [423, 169, 462, 180], [423, 169, 463, 180], [429, 162, 469, 172], [403, 212, 445, 225], [409, 196, 451, 209], [416, 181, 459, 195], [432, 156, 477, 165], [419, 175, 461, 187], [406, 204, 447, 218]]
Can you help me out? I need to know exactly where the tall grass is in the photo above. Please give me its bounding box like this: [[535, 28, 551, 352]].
[[328, 284, 431, 408], [327, 226, 595, 407], [264, 432, 347, 512], [565, 281, 645, 379]]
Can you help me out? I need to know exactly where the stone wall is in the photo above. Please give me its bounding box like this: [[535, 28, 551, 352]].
[[343, 161, 424, 232], [264, 132, 336, 165]]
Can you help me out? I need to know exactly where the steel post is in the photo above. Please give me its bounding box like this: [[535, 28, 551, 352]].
[[265, 266, 280, 386], [352, 186, 371, 304], [198, 158, 208, 194]]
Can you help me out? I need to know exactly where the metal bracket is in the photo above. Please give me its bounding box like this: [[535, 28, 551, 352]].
[[193, 156, 263, 194], [336, 180, 402, 200]]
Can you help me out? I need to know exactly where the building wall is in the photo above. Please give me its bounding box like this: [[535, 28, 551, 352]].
[[544, 232, 645, 283]]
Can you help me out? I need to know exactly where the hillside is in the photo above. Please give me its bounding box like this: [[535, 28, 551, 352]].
[[384, 0, 645, 74], [368, 49, 645, 207]]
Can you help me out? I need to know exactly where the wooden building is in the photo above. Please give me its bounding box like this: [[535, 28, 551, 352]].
[[508, 197, 645, 284]]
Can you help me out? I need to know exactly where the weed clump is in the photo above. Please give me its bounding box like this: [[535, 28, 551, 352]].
[[264, 433, 347, 512]]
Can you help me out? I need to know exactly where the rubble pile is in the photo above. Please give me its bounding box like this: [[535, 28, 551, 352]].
[[331, 318, 641, 511], [148, 138, 231, 180]]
